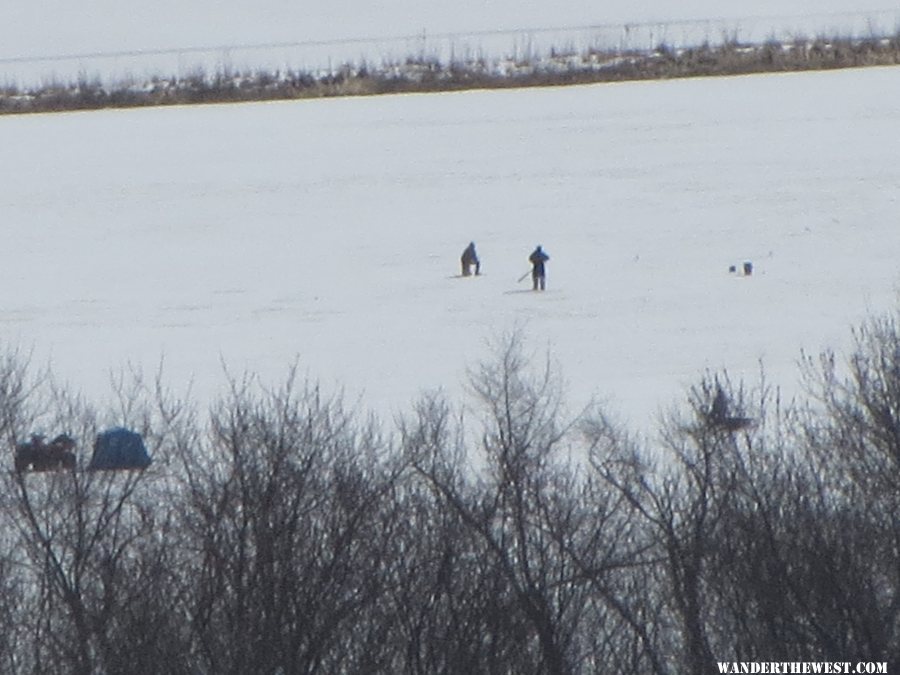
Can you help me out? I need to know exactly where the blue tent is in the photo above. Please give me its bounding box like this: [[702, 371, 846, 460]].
[[88, 428, 151, 471]]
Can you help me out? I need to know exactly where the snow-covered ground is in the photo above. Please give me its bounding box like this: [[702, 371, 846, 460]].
[[2, 65, 900, 429]]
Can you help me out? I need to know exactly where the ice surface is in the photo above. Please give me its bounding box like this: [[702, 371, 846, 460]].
[[2, 65, 899, 429]]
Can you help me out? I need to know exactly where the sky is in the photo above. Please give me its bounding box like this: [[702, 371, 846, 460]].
[[2, 65, 899, 431], [5, 1, 897, 54], [3, 2, 899, 86]]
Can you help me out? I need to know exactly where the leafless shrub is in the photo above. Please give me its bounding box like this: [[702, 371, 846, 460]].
[[4, 29, 900, 115], [0, 317, 895, 671]]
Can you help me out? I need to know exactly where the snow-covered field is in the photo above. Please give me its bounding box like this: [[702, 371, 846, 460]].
[[3, 65, 900, 429]]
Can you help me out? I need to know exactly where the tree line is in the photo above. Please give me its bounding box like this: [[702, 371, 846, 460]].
[[3, 32, 900, 116], [0, 313, 897, 674]]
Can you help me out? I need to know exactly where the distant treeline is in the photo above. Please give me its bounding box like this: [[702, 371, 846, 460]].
[[0, 307, 897, 673], [2, 32, 900, 115]]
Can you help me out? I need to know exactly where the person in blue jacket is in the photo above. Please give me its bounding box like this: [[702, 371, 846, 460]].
[[529, 245, 549, 290]]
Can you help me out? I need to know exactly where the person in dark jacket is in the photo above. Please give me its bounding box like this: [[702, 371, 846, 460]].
[[529, 245, 549, 290], [461, 242, 480, 276]]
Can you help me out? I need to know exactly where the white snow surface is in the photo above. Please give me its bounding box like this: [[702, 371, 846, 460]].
[[3, 66, 900, 429]]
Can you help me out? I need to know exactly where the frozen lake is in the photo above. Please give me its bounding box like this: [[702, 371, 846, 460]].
[[2, 64, 900, 428]]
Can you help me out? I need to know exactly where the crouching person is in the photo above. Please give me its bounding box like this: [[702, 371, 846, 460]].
[[461, 242, 480, 276]]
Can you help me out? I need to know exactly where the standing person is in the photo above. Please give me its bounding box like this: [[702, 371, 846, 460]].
[[461, 241, 480, 276], [529, 245, 549, 290]]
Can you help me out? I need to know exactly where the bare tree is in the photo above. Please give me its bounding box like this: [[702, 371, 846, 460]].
[[794, 314, 900, 666], [405, 334, 646, 674], [0, 370, 188, 675], [396, 392, 538, 673], [177, 368, 402, 674], [590, 373, 767, 673]]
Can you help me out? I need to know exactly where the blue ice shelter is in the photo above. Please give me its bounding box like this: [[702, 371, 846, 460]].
[[88, 428, 151, 471]]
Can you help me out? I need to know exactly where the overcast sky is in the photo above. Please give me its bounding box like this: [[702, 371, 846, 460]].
[[4, 1, 897, 58]]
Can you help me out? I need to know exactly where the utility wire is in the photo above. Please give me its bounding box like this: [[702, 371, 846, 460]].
[[0, 8, 897, 65]]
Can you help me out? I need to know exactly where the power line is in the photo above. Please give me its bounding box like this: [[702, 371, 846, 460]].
[[0, 8, 896, 66]]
